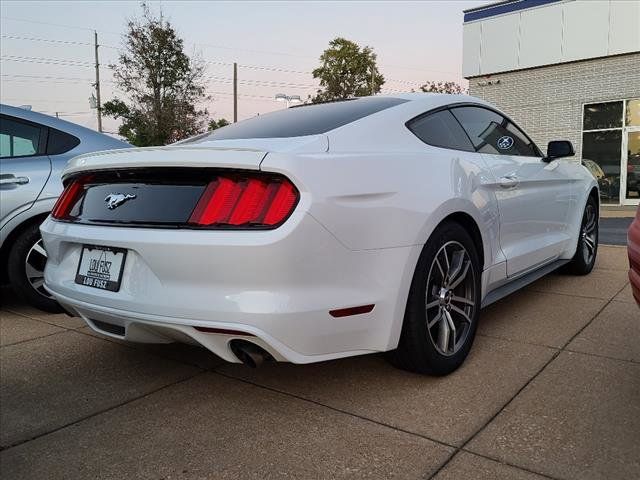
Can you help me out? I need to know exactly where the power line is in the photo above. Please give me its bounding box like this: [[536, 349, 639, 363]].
[[204, 75, 316, 89], [40, 111, 93, 116], [0, 34, 91, 46], [0, 34, 120, 50], [1, 17, 460, 76], [1, 30, 459, 82], [0, 55, 94, 67], [1, 73, 94, 81], [1, 97, 90, 104]]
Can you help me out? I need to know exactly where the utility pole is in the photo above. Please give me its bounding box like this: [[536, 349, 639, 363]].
[[233, 62, 238, 123], [371, 65, 375, 96], [93, 30, 103, 132]]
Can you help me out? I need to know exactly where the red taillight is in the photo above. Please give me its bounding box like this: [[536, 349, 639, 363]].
[[188, 174, 299, 228], [51, 178, 86, 219]]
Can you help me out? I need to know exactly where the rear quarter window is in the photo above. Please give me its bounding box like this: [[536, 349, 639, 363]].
[[407, 109, 475, 152], [200, 97, 408, 141], [47, 128, 81, 155]]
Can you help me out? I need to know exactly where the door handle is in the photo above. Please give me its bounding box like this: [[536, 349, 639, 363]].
[[0, 176, 30, 186], [499, 175, 519, 189]]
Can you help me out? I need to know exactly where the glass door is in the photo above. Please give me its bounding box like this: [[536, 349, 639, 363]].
[[622, 128, 640, 205]]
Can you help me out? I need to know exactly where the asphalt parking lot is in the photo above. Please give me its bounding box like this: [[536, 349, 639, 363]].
[[0, 244, 638, 480]]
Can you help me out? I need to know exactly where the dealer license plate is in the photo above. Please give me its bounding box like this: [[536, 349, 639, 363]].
[[75, 245, 127, 292]]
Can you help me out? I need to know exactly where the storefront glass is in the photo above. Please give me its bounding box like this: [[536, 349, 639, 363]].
[[582, 98, 640, 205]]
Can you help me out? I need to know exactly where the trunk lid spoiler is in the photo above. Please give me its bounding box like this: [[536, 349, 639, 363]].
[[63, 134, 328, 180]]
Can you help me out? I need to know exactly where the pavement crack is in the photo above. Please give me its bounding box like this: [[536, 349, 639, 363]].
[[212, 369, 457, 452], [0, 371, 205, 452], [425, 280, 629, 480], [0, 329, 68, 349]]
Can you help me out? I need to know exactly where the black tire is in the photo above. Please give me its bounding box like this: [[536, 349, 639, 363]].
[[7, 222, 62, 313], [388, 221, 481, 376], [565, 195, 598, 275]]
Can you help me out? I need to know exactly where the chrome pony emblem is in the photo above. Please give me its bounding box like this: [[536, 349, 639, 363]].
[[105, 193, 136, 210], [497, 135, 514, 150]]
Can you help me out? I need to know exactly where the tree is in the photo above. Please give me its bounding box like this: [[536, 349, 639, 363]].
[[208, 118, 230, 131], [420, 81, 465, 94], [311, 37, 384, 103], [102, 3, 209, 146]]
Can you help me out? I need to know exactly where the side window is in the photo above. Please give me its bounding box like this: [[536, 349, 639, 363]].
[[451, 106, 539, 157], [47, 128, 80, 155], [0, 116, 44, 158], [407, 109, 475, 152]]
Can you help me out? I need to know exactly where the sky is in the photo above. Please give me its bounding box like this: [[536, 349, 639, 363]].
[[0, 0, 486, 133]]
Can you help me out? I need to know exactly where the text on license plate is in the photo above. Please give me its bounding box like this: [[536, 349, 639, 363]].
[[75, 245, 127, 292]]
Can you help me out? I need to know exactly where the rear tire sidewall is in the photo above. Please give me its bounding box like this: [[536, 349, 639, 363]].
[[7, 223, 62, 313], [567, 196, 598, 275], [390, 221, 482, 376]]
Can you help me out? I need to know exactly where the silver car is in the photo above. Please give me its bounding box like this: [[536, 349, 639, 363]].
[[0, 104, 128, 311]]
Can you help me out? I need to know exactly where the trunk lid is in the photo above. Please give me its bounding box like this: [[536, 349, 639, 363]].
[[64, 146, 268, 179], [64, 134, 328, 179]]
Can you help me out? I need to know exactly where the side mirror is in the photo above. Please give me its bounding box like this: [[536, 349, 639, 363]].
[[545, 140, 575, 161]]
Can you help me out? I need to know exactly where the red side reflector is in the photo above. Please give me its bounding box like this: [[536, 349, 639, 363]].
[[188, 173, 299, 228], [194, 326, 255, 336], [329, 304, 375, 318], [51, 178, 86, 219]]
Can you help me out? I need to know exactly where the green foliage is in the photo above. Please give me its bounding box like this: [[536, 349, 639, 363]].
[[311, 37, 384, 103], [208, 118, 230, 131], [420, 81, 465, 94], [102, 3, 209, 146]]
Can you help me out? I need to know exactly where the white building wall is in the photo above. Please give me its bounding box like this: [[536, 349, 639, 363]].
[[463, 0, 640, 78], [468, 53, 640, 161]]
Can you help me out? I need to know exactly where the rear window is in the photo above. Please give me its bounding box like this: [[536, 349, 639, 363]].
[[200, 97, 408, 141]]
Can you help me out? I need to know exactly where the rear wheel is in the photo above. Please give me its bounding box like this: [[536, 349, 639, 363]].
[[565, 196, 598, 275], [388, 221, 481, 376], [7, 223, 62, 313]]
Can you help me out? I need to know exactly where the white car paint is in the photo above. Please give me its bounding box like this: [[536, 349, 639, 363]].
[[40, 93, 597, 365]]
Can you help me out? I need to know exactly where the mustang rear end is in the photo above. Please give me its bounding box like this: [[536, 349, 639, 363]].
[[40, 146, 414, 364]]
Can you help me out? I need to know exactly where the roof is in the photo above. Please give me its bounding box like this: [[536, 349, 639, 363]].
[[463, 0, 561, 23], [0, 103, 128, 147]]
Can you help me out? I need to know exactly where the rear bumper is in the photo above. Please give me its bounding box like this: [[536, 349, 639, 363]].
[[41, 213, 418, 363], [628, 214, 640, 306]]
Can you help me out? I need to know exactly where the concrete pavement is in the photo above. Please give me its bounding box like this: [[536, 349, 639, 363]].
[[0, 245, 637, 479]]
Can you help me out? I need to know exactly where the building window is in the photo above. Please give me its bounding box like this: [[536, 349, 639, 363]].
[[582, 98, 640, 204]]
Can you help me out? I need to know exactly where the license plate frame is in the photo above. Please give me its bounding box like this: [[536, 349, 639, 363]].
[[75, 245, 127, 292]]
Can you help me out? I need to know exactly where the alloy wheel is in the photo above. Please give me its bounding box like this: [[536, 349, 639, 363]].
[[425, 241, 476, 356], [24, 238, 52, 299], [581, 203, 597, 264]]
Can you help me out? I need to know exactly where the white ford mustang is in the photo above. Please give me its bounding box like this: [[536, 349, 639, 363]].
[[41, 94, 598, 375]]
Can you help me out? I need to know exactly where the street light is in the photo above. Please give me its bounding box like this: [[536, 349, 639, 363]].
[[275, 93, 302, 108]]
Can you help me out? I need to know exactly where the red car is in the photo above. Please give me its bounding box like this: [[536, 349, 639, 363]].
[[629, 206, 640, 306]]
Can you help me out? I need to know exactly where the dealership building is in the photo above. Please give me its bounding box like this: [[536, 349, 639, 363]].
[[462, 0, 640, 205]]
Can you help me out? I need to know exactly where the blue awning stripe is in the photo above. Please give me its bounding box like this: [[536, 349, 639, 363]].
[[464, 0, 562, 23]]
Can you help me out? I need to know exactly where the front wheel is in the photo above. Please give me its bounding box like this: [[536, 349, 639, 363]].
[[388, 221, 481, 376], [565, 196, 598, 275], [7, 223, 62, 313]]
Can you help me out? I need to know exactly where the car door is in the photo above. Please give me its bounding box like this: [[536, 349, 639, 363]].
[[0, 114, 51, 224], [450, 105, 574, 277]]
